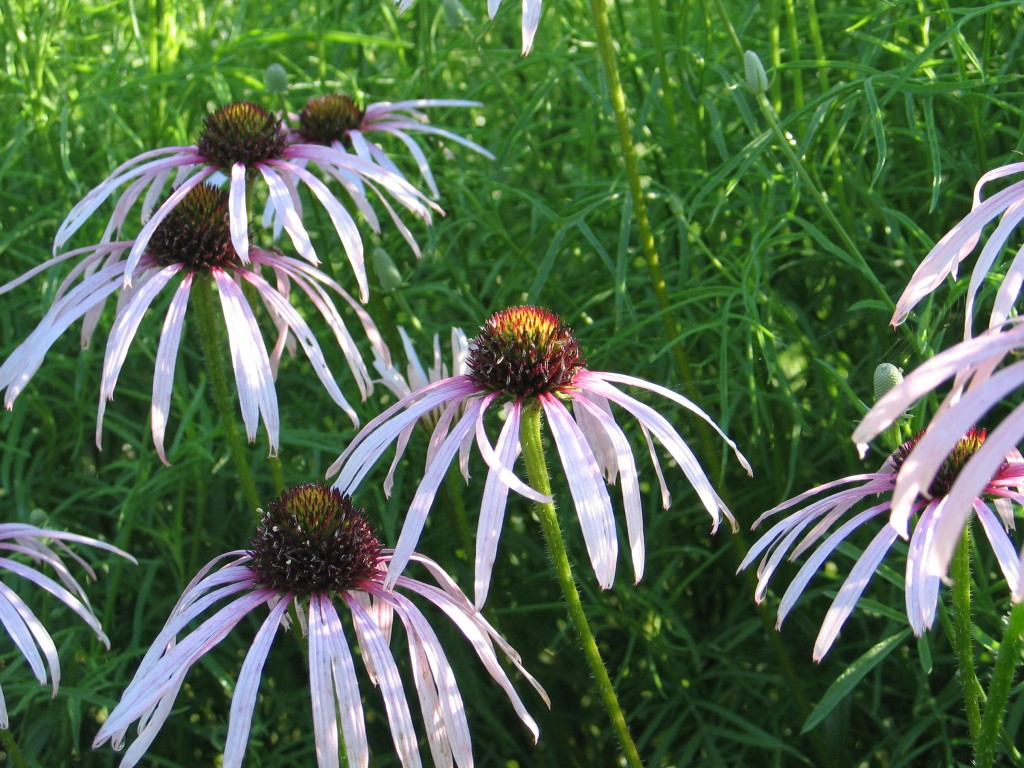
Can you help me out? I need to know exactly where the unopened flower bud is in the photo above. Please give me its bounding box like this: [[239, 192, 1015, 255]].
[[743, 50, 768, 95], [371, 247, 403, 293], [873, 363, 904, 402], [263, 63, 289, 94]]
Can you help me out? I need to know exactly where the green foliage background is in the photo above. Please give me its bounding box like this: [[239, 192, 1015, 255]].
[[1, 0, 1023, 765]]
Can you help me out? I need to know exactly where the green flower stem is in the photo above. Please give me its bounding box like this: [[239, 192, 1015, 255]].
[[269, 456, 285, 495], [587, 0, 703, 416], [519, 401, 643, 768], [950, 529, 983, 743], [976, 600, 1024, 768], [192, 275, 262, 517], [0, 727, 28, 768]]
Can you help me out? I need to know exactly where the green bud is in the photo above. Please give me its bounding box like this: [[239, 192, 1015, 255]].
[[873, 363, 904, 402], [371, 247, 403, 293], [264, 63, 289, 94], [743, 50, 768, 95]]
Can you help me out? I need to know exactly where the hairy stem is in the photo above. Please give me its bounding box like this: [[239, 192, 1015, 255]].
[[950, 529, 983, 743], [587, 0, 712, 460], [192, 275, 262, 517], [519, 400, 643, 767], [976, 600, 1024, 768]]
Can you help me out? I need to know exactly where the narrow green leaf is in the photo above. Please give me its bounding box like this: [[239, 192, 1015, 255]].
[[802, 628, 912, 734]]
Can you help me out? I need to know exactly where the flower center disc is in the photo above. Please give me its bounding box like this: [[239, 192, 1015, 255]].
[[297, 94, 366, 146], [248, 483, 383, 595], [467, 306, 585, 398], [892, 426, 991, 498], [196, 101, 288, 169], [148, 183, 238, 270]]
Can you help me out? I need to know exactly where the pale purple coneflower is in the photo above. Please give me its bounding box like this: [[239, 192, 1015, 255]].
[[55, 100, 438, 303], [0, 183, 387, 464], [289, 94, 493, 203], [92, 483, 548, 768], [854, 318, 1024, 598], [394, 0, 542, 55], [330, 305, 752, 607], [0, 521, 134, 727], [892, 161, 1024, 337], [739, 428, 1023, 660]]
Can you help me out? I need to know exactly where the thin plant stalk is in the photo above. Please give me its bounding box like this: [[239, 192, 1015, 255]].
[[976, 600, 1024, 768], [586, 0, 704, 428], [519, 400, 643, 768], [589, 9, 835, 765], [0, 727, 28, 768], [191, 275, 262, 517], [950, 529, 984, 742]]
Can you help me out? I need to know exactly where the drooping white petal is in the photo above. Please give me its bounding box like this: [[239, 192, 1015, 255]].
[[320, 596, 370, 768], [474, 402, 521, 608], [813, 523, 901, 661], [229, 162, 251, 263], [383, 402, 480, 591], [308, 595, 342, 768], [95, 265, 181, 449], [241, 268, 358, 426], [541, 394, 618, 589], [213, 270, 280, 453], [572, 391, 645, 582], [152, 274, 193, 465], [223, 598, 288, 768], [347, 596, 422, 767]]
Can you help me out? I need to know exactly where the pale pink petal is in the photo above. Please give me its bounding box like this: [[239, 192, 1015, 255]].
[[383, 407, 479, 591], [572, 391, 645, 582], [776, 504, 891, 625], [521, 0, 542, 54], [813, 523, 901, 661], [320, 596, 369, 768], [259, 164, 317, 263], [541, 393, 618, 589], [0, 583, 53, 687], [346, 595, 422, 767], [891, 173, 1024, 326], [974, 500, 1021, 594], [308, 596, 342, 768], [272, 161, 367, 302], [888, 357, 1024, 535], [229, 163, 251, 263], [580, 370, 752, 474], [95, 265, 180, 448], [961, 197, 1024, 335], [213, 270, 280, 453], [926, 400, 1024, 583], [54, 151, 201, 252], [474, 402, 521, 608], [473, 395, 549, 503], [222, 598, 288, 768], [240, 268, 358, 426], [579, 374, 737, 531], [329, 377, 481, 483], [853, 320, 1024, 456], [0, 263, 125, 407], [393, 575, 548, 736], [251, 251, 380, 397], [151, 273, 193, 465], [904, 501, 942, 635]]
